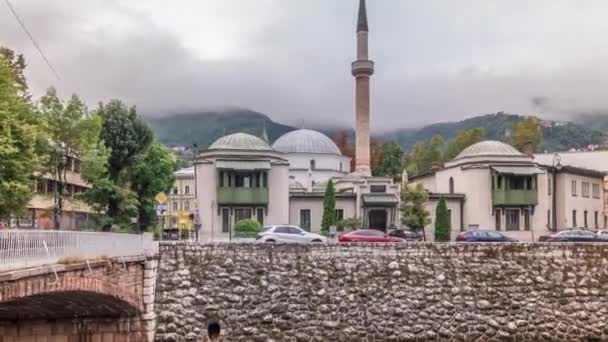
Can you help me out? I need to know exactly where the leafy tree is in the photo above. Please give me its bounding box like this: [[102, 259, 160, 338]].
[[336, 217, 362, 231], [97, 100, 153, 218], [38, 88, 101, 229], [374, 141, 404, 177], [0, 47, 28, 99], [234, 219, 262, 238], [434, 196, 450, 242], [0, 54, 43, 221], [131, 141, 178, 232], [511, 116, 543, 152], [404, 135, 445, 177], [400, 183, 431, 240], [321, 180, 336, 233], [444, 128, 485, 161]]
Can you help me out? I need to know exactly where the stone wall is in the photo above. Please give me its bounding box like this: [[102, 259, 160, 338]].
[[155, 243, 608, 341]]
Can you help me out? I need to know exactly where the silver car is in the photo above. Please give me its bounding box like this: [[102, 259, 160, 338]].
[[256, 225, 327, 244]]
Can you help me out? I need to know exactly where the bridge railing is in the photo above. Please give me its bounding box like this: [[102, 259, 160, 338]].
[[0, 230, 158, 273]]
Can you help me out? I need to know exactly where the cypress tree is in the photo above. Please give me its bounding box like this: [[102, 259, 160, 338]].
[[321, 180, 336, 233], [434, 196, 451, 241]]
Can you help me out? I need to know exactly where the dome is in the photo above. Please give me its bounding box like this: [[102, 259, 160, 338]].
[[208, 133, 272, 151], [454, 141, 524, 160], [273, 129, 342, 155]]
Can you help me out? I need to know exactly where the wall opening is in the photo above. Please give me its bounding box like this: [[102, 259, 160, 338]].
[[208, 321, 221, 340]]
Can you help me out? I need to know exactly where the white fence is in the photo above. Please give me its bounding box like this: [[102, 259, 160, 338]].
[[0, 230, 158, 273]]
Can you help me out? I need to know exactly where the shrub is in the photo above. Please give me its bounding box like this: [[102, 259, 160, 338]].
[[337, 217, 363, 232], [234, 219, 262, 238], [434, 196, 451, 242]]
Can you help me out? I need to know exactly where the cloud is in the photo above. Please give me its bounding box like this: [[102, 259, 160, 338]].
[[3, 0, 608, 131]]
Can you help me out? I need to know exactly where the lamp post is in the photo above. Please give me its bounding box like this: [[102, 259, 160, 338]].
[[552, 153, 562, 232]]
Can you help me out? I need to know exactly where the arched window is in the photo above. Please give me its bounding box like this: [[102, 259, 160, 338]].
[[339, 162, 343, 172], [173, 201, 178, 211], [173, 187, 178, 195], [185, 186, 190, 195], [310, 159, 316, 170], [449, 177, 454, 194], [184, 201, 190, 211]]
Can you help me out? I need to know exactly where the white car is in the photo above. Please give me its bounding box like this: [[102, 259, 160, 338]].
[[256, 225, 327, 244]]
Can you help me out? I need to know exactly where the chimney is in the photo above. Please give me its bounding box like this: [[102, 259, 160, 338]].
[[522, 142, 535, 157]]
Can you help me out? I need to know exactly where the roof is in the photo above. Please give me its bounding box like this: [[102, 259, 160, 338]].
[[491, 166, 545, 176], [357, 0, 369, 32], [175, 167, 194, 177], [216, 160, 271, 170], [208, 133, 272, 151], [272, 129, 342, 155], [454, 141, 524, 160], [534, 151, 608, 173]]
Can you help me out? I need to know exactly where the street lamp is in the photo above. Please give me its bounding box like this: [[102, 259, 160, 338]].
[[552, 153, 562, 232]]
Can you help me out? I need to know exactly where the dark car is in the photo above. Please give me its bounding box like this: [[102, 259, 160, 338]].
[[455, 230, 517, 242], [538, 229, 608, 242], [338, 229, 403, 243], [388, 229, 423, 241]]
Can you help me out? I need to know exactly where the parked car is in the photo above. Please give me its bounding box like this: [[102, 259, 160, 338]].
[[338, 229, 404, 243], [256, 225, 327, 244], [455, 230, 517, 242], [388, 229, 423, 241], [538, 229, 608, 242]]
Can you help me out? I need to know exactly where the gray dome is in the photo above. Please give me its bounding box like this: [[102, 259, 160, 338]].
[[454, 141, 523, 160], [273, 129, 342, 155], [209, 133, 272, 151]]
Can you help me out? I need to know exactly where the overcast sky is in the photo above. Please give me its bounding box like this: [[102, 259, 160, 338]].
[[2, 0, 608, 130]]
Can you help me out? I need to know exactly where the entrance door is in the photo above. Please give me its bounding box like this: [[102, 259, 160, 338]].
[[222, 208, 230, 233], [368, 210, 387, 231]]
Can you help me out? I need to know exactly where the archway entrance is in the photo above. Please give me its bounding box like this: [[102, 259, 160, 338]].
[[368, 210, 387, 231]]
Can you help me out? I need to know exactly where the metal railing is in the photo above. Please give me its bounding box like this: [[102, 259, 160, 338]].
[[0, 230, 158, 273]]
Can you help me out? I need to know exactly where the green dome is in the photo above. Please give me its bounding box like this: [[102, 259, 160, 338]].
[[208, 133, 272, 151]]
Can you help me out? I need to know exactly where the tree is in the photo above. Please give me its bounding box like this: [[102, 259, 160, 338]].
[[0, 47, 28, 99], [234, 219, 262, 238], [400, 183, 431, 240], [0, 53, 43, 221], [404, 135, 445, 177], [97, 100, 153, 218], [374, 141, 404, 177], [131, 141, 178, 232], [321, 179, 336, 233], [511, 116, 543, 152], [444, 128, 485, 161], [333, 131, 354, 172], [38, 88, 101, 229], [434, 196, 450, 242]]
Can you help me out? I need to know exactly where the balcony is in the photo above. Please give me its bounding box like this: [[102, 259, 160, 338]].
[[217, 187, 269, 205], [493, 189, 538, 206]]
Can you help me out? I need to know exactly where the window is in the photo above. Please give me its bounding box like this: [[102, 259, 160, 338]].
[[262, 172, 267, 187], [339, 162, 343, 172], [335, 209, 344, 222], [222, 208, 230, 233], [547, 209, 551, 229], [505, 209, 520, 231], [300, 209, 311, 231], [524, 210, 530, 231], [370, 185, 386, 193], [275, 226, 290, 234], [449, 177, 454, 194], [173, 201, 178, 211], [173, 187, 178, 195], [548, 176, 552, 195], [36, 179, 46, 194], [185, 186, 190, 195], [184, 201, 190, 212], [219, 172, 225, 187], [509, 177, 525, 190], [582, 182, 590, 198], [310, 160, 316, 170], [605, 215, 608, 229], [595, 211, 599, 229], [256, 208, 264, 226], [47, 181, 55, 194], [234, 208, 252, 223], [73, 159, 81, 174], [495, 209, 501, 231], [584, 211, 588, 228], [288, 227, 304, 235], [526, 177, 533, 190], [497, 176, 503, 189], [572, 180, 577, 197], [593, 184, 601, 199], [572, 210, 577, 227]]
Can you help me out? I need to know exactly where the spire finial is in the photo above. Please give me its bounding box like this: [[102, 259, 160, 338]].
[[357, 0, 368, 32]]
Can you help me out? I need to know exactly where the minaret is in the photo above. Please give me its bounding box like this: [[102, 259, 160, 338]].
[[352, 0, 374, 176]]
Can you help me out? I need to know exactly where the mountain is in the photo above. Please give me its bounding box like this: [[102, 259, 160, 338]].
[[146, 110, 607, 153]]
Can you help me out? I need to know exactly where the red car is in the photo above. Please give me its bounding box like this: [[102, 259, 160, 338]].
[[338, 229, 404, 243]]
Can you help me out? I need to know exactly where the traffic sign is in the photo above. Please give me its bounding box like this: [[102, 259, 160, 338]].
[[155, 192, 168, 204]]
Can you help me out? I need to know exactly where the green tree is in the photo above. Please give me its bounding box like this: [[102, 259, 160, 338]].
[[511, 116, 543, 152], [404, 135, 444, 177], [38, 88, 101, 229], [400, 183, 431, 240], [321, 179, 336, 233], [374, 141, 404, 177], [131, 141, 178, 232], [444, 128, 485, 161], [234, 219, 262, 238], [434, 196, 450, 241], [0, 47, 28, 99], [0, 54, 43, 221], [97, 100, 153, 218]]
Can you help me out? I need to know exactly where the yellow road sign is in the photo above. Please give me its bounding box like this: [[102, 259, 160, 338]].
[[155, 192, 168, 204]]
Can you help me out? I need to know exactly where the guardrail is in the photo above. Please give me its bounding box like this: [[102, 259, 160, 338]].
[[0, 230, 158, 273]]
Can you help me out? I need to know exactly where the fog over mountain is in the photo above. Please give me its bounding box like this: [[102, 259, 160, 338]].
[[3, 1, 608, 129]]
